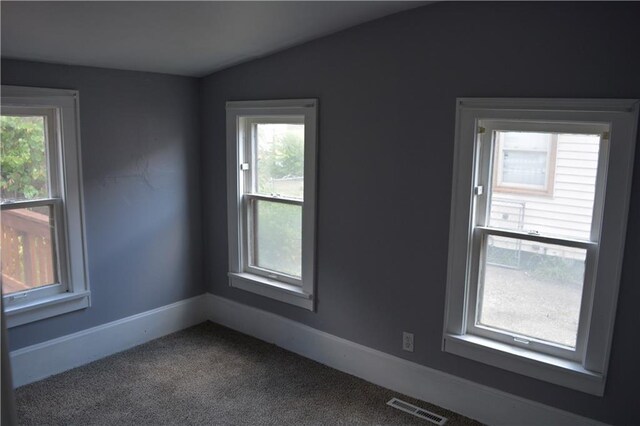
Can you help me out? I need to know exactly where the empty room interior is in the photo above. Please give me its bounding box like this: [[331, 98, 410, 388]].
[[1, 1, 639, 425]]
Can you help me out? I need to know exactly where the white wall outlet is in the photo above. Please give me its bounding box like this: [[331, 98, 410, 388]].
[[402, 332, 414, 352]]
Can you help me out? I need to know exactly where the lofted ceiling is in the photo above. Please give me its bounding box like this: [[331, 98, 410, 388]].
[[1, 1, 425, 77]]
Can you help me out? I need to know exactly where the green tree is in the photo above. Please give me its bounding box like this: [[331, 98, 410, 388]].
[[1, 116, 48, 200], [261, 131, 304, 179], [257, 125, 304, 197]]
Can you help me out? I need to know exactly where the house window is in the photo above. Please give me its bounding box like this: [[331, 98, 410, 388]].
[[443, 98, 639, 395], [1, 86, 90, 327], [493, 131, 557, 195], [226, 99, 317, 310]]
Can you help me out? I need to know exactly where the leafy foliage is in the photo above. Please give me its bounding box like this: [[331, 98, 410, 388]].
[[1, 116, 49, 200], [260, 131, 304, 179], [257, 124, 304, 197]]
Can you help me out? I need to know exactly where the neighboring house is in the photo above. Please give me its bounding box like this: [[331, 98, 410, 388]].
[[488, 131, 599, 266]]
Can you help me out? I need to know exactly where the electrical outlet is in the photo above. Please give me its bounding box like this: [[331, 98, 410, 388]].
[[402, 332, 414, 352]]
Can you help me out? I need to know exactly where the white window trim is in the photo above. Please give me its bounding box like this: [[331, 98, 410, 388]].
[[226, 99, 317, 311], [443, 98, 639, 395], [2, 85, 91, 327]]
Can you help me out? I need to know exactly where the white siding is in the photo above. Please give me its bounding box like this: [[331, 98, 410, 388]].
[[488, 134, 600, 262], [490, 134, 599, 241]]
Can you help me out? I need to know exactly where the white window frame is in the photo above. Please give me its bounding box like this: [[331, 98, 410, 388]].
[[443, 98, 639, 395], [2, 85, 90, 327], [226, 99, 317, 310]]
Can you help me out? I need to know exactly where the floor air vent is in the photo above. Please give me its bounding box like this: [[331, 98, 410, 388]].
[[387, 397, 448, 425]]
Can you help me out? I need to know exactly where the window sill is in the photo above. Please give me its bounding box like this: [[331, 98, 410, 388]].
[[443, 333, 604, 395], [228, 272, 313, 311], [4, 291, 91, 328]]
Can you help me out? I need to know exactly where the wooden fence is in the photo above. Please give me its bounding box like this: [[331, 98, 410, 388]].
[[1, 208, 55, 294]]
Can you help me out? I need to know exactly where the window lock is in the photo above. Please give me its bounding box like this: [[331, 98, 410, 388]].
[[10, 292, 28, 301]]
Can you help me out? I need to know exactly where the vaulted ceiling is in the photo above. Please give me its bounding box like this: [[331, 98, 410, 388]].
[[1, 1, 424, 77]]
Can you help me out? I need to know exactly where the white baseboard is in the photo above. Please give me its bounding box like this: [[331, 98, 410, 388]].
[[204, 293, 604, 426], [10, 295, 207, 387], [9, 292, 604, 425]]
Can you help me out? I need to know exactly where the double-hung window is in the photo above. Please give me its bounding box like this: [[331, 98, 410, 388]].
[[2, 86, 90, 327], [226, 99, 317, 310], [443, 98, 638, 395]]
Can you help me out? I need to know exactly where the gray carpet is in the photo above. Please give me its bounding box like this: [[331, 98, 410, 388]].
[[15, 322, 482, 425]]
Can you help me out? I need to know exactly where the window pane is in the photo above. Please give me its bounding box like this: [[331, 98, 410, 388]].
[[490, 131, 601, 241], [253, 199, 301, 278], [502, 150, 547, 186], [1, 205, 58, 295], [256, 123, 304, 199], [477, 235, 586, 348], [1, 115, 50, 201]]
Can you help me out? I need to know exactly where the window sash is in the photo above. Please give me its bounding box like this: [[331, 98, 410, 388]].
[[465, 226, 598, 361], [242, 194, 303, 285], [474, 226, 596, 249], [1, 197, 61, 210], [1, 198, 68, 299], [475, 120, 609, 242], [242, 116, 305, 198], [467, 119, 610, 361], [244, 193, 303, 206], [1, 107, 61, 198], [3, 281, 65, 304]]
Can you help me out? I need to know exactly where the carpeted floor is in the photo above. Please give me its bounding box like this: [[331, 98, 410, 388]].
[[15, 322, 482, 425]]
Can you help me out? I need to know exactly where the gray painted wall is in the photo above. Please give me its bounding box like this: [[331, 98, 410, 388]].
[[200, 3, 640, 424], [2, 2, 638, 424], [2, 60, 203, 351]]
